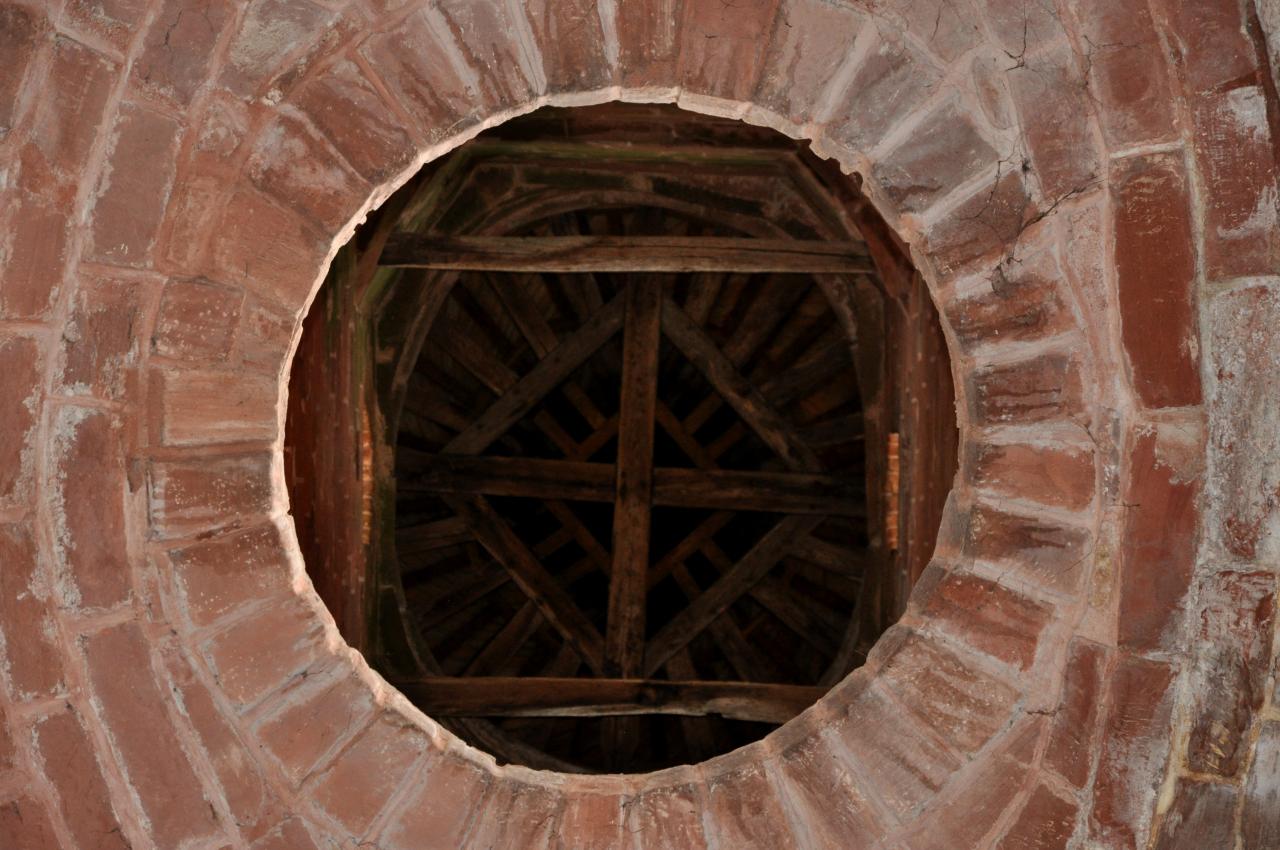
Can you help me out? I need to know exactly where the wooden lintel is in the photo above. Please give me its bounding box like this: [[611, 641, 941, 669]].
[[392, 676, 825, 724], [380, 235, 875, 274]]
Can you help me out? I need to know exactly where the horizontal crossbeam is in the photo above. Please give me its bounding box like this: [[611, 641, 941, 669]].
[[380, 235, 875, 274], [391, 676, 825, 724]]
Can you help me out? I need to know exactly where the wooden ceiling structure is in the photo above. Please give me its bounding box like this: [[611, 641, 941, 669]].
[[285, 104, 957, 774]]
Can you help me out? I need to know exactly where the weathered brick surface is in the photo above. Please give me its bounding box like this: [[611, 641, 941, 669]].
[[203, 597, 327, 707], [132, 0, 234, 107], [703, 761, 800, 849], [773, 732, 881, 847], [968, 352, 1085, 426], [0, 795, 62, 849], [210, 187, 328, 309], [148, 452, 274, 539], [57, 275, 150, 400], [220, 0, 336, 97], [152, 277, 244, 362], [826, 32, 942, 157], [994, 783, 1078, 850], [1044, 639, 1106, 788], [754, 0, 863, 127], [432, 0, 542, 110], [247, 110, 369, 233], [1152, 779, 1239, 850], [625, 781, 708, 850], [963, 503, 1091, 595], [1242, 721, 1280, 848], [0, 334, 42, 507], [919, 571, 1052, 669], [0, 5, 48, 139], [925, 170, 1034, 276], [464, 780, 563, 849], [255, 667, 376, 787], [33, 705, 131, 850], [676, 0, 778, 102], [968, 440, 1096, 512], [169, 523, 292, 627], [379, 752, 492, 849], [154, 368, 277, 446], [310, 713, 432, 836], [523, 0, 613, 95], [945, 249, 1073, 353], [873, 102, 998, 215], [0, 522, 65, 700]]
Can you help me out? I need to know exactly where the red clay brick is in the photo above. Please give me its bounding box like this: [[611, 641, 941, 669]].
[[238, 294, 296, 375], [309, 712, 432, 837], [203, 597, 327, 708], [963, 502, 1091, 595], [995, 783, 1078, 850], [926, 170, 1034, 276], [557, 786, 628, 849], [64, 0, 148, 52], [773, 732, 881, 847], [148, 452, 274, 539], [1044, 638, 1107, 788], [0, 522, 65, 700], [524, 0, 613, 94], [464, 780, 563, 849], [625, 781, 708, 850], [131, 0, 234, 107], [49, 408, 132, 610], [983, 0, 1068, 56], [0, 795, 62, 849], [159, 171, 224, 272], [1152, 779, 1238, 850], [85, 623, 222, 846], [26, 36, 117, 181], [754, 0, 863, 127], [878, 0, 983, 63], [0, 5, 48, 137], [703, 761, 800, 849], [220, 0, 336, 97], [0, 333, 41, 507], [1117, 429, 1199, 651], [211, 187, 328, 310], [169, 524, 293, 627], [1072, 0, 1177, 147], [293, 60, 417, 184], [33, 705, 131, 850], [57, 276, 149, 400], [152, 277, 244, 362], [1154, 0, 1259, 94], [920, 571, 1052, 669], [379, 752, 492, 849], [1186, 571, 1275, 777], [255, 668, 376, 787], [614, 0, 685, 89], [250, 817, 323, 850], [676, 0, 779, 102], [969, 440, 1096, 511], [247, 110, 369, 233], [968, 352, 1085, 426], [1089, 654, 1177, 850], [1242, 721, 1280, 848], [945, 249, 1073, 353], [0, 190, 73, 320], [154, 368, 277, 446], [432, 0, 541, 110], [827, 31, 942, 156], [1112, 152, 1200, 408], [873, 101, 999, 215]]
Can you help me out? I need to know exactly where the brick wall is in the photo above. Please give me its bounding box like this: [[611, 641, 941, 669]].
[[0, 0, 1276, 847]]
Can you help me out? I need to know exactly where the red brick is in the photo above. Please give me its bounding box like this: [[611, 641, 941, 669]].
[[152, 277, 244, 362], [189, 94, 251, 175], [0, 522, 65, 700], [1152, 779, 1238, 850], [85, 623, 222, 846], [969, 352, 1085, 426], [1007, 42, 1101, 201], [0, 333, 41, 506], [995, 783, 1078, 850], [773, 732, 881, 847], [255, 668, 375, 786], [625, 781, 708, 849], [203, 597, 327, 708], [754, 0, 863, 127], [247, 110, 368, 233], [158, 171, 223, 272], [1186, 571, 1276, 777], [920, 571, 1052, 669], [169, 524, 293, 628], [1117, 429, 1199, 651], [27, 36, 118, 180], [0, 5, 48, 137], [379, 752, 492, 849], [1191, 88, 1279, 279], [873, 102, 999, 215], [1208, 285, 1280, 561], [676, 0, 779, 102], [148, 452, 274, 539], [432, 0, 541, 110], [1154, 0, 1259, 94], [1242, 721, 1280, 848], [57, 276, 149, 400], [32, 705, 131, 850], [64, 0, 147, 52], [0, 707, 12, 771], [557, 786, 627, 849], [926, 171, 1034, 276], [211, 187, 328, 309], [945, 249, 1073, 353], [614, 0, 685, 89], [0, 796, 62, 849], [0, 190, 72, 319], [1112, 153, 1200, 408], [464, 780, 563, 849], [49, 408, 132, 610], [982, 0, 1068, 56], [293, 60, 417, 184], [969, 440, 1096, 511], [878, 0, 983, 63], [963, 502, 1091, 595], [703, 761, 800, 849], [250, 818, 323, 850], [220, 0, 336, 97], [1044, 638, 1106, 788], [827, 31, 942, 156], [358, 14, 482, 147], [89, 102, 183, 267], [1089, 655, 1177, 850], [524, 0, 613, 94], [832, 684, 960, 822], [131, 0, 234, 106], [154, 368, 277, 446], [238, 294, 296, 375], [309, 713, 432, 837], [1072, 0, 1177, 147]]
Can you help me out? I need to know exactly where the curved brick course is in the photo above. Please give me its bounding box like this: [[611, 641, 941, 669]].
[[0, 0, 1277, 847]]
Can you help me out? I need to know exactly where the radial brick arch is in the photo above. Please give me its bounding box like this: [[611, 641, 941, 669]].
[[2, 0, 1277, 847]]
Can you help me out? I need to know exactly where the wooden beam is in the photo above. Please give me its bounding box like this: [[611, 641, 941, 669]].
[[660, 298, 821, 471], [380, 234, 875, 274], [401, 455, 865, 516], [393, 676, 825, 724], [644, 515, 823, 675]]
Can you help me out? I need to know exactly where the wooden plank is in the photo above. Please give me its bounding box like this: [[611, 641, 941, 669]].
[[443, 295, 624, 456], [444, 494, 605, 675], [644, 515, 822, 675], [789, 535, 873, 576], [606, 281, 662, 679], [393, 677, 825, 724], [660, 298, 820, 471], [380, 234, 876, 274], [400, 455, 864, 516], [486, 275, 560, 358]]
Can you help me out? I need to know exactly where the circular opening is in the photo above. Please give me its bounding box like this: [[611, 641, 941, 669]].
[[285, 103, 957, 774]]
